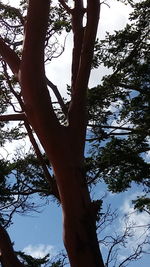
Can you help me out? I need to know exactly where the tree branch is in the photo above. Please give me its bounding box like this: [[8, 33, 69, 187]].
[[0, 113, 60, 200], [24, 118, 60, 201], [0, 37, 20, 77], [20, 0, 65, 168], [68, 0, 100, 159], [0, 3, 25, 25], [118, 82, 142, 93], [71, 0, 85, 88], [75, 0, 100, 94], [46, 77, 68, 117], [0, 114, 25, 121], [59, 0, 72, 14], [0, 226, 24, 267], [88, 124, 134, 131]]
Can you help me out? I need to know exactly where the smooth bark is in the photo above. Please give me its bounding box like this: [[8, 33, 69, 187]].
[[0, 0, 104, 266]]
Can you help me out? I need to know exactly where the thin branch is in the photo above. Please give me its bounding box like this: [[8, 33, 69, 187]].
[[118, 244, 143, 267], [0, 3, 25, 25], [0, 113, 25, 121], [7, 188, 49, 197], [46, 77, 68, 117], [1, 57, 60, 200], [118, 82, 142, 93], [58, 0, 72, 14], [3, 62, 24, 109], [0, 114, 60, 200], [108, 131, 133, 136], [3, 195, 28, 228], [24, 118, 60, 201], [1, 17, 23, 29], [88, 124, 134, 131]]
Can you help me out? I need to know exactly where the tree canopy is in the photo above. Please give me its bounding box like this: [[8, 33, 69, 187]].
[[88, 0, 150, 205]]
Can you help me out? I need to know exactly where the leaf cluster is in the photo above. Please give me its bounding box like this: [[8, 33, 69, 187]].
[[87, 0, 150, 206]]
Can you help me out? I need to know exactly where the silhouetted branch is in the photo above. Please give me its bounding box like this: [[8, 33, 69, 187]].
[[46, 77, 68, 117], [59, 0, 72, 14], [0, 225, 24, 267]]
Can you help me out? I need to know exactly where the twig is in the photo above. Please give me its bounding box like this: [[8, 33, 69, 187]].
[[58, 0, 72, 14]]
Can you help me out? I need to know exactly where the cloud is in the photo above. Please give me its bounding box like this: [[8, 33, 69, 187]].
[[120, 192, 150, 225], [23, 244, 56, 259], [119, 192, 150, 249]]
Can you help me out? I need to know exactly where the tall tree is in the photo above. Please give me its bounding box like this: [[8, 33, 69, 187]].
[[0, 0, 149, 266], [0, 0, 104, 266]]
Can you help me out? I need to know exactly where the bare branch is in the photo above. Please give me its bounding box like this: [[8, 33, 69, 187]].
[[2, 62, 23, 108], [0, 114, 60, 200], [0, 113, 25, 121], [24, 119, 60, 201], [46, 77, 68, 117], [88, 124, 134, 131], [59, 0, 72, 14]]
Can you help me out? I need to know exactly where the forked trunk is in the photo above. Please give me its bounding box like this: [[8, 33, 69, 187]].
[[0, 1, 104, 266]]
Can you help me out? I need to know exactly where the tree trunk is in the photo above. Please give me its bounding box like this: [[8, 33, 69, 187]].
[[0, 1, 105, 266], [54, 165, 104, 267]]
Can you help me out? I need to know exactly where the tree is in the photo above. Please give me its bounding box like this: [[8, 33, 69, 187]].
[[0, 0, 149, 266], [87, 0, 150, 207], [0, 0, 104, 266]]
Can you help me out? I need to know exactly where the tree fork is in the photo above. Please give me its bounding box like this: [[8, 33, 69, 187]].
[[0, 0, 105, 266]]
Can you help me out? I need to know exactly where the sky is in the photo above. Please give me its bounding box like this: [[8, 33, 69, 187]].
[[1, 0, 150, 266]]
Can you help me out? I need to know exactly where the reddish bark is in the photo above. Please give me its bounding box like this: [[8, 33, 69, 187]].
[[0, 0, 104, 266]]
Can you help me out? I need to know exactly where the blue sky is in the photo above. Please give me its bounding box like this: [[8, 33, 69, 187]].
[[8, 182, 150, 266], [1, 0, 150, 266]]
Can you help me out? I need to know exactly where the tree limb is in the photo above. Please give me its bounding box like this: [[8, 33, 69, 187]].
[[70, 0, 85, 88], [58, 0, 72, 14], [0, 113, 60, 200], [68, 0, 100, 159], [46, 77, 68, 117], [24, 118, 60, 201], [0, 114, 25, 121], [0, 37, 20, 77], [0, 3, 25, 25], [88, 124, 134, 131], [0, 226, 24, 267], [18, 0, 71, 180]]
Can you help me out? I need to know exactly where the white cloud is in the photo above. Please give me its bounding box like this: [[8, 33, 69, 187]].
[[145, 151, 150, 163], [145, 139, 150, 163], [23, 244, 56, 259], [119, 192, 150, 249]]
